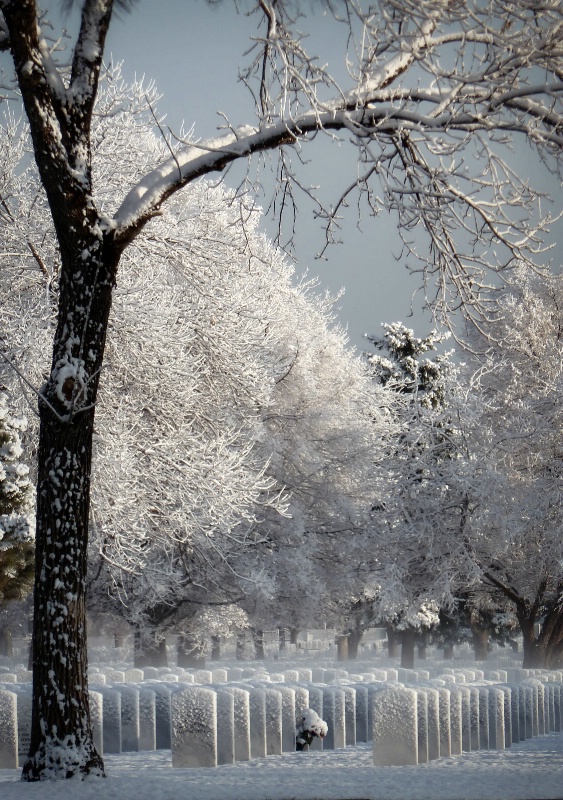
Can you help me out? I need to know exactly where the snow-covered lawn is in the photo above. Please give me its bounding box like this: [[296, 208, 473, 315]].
[[1, 732, 561, 800]]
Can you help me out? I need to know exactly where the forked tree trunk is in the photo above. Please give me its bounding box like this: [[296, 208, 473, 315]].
[[400, 627, 416, 669]]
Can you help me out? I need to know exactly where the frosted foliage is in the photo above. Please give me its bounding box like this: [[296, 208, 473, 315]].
[[0, 71, 384, 633], [464, 266, 563, 616], [364, 323, 479, 628], [0, 393, 35, 548]]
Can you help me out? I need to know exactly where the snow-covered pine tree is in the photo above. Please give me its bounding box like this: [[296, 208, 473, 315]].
[[365, 323, 476, 668], [0, 392, 35, 604]]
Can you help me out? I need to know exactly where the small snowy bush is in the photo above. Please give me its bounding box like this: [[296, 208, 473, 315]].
[[296, 708, 328, 751]]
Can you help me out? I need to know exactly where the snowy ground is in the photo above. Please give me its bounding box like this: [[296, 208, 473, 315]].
[[1, 732, 562, 800]]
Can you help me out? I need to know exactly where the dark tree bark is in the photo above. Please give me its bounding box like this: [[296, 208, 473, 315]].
[[386, 624, 400, 658], [236, 631, 247, 661], [289, 627, 299, 645], [336, 634, 349, 662], [211, 635, 221, 661], [251, 627, 265, 660], [400, 627, 416, 669], [347, 628, 363, 660], [417, 630, 428, 660], [471, 622, 489, 662], [0, 628, 13, 657], [442, 643, 455, 659], [278, 628, 287, 652]]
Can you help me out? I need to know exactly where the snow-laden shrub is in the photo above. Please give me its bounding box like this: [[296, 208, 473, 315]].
[[296, 708, 328, 751]]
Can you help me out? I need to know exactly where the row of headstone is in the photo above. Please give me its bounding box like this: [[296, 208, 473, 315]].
[[0, 687, 103, 769], [372, 678, 563, 766], [1, 674, 560, 770]]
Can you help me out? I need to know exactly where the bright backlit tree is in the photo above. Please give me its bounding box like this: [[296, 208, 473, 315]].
[[0, 0, 561, 779]]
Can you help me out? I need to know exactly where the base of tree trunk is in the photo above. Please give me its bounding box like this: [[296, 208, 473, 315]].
[[336, 634, 349, 661], [210, 635, 221, 661], [386, 625, 400, 658], [0, 628, 14, 657], [134, 633, 168, 668], [401, 628, 416, 669]]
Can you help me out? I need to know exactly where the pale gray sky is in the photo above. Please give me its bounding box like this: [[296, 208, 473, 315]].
[[4, 1, 560, 352]]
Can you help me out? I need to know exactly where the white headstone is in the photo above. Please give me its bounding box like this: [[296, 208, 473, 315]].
[[264, 688, 282, 756], [171, 687, 217, 768], [223, 687, 251, 761], [146, 683, 172, 749], [124, 669, 144, 683], [438, 687, 451, 757], [416, 689, 429, 764], [469, 687, 480, 750], [89, 690, 104, 755], [343, 686, 356, 746], [0, 690, 18, 768], [488, 687, 505, 750], [101, 688, 122, 753], [373, 687, 418, 766], [16, 689, 32, 760], [216, 690, 235, 765], [116, 685, 140, 752], [449, 687, 463, 756], [247, 687, 267, 759], [478, 687, 490, 749], [139, 688, 156, 751], [353, 685, 369, 744], [277, 686, 296, 753]]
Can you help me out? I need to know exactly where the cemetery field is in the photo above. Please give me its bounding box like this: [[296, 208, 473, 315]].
[[0, 733, 562, 800], [1, 633, 562, 798]]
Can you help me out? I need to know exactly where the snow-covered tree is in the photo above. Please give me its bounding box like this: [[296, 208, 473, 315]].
[[0, 0, 560, 779], [463, 267, 563, 668], [365, 323, 477, 667]]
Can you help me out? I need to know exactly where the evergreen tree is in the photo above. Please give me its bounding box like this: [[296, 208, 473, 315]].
[[0, 393, 35, 604]]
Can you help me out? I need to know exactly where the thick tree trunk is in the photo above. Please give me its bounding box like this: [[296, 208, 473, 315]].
[[289, 627, 299, 645], [336, 634, 349, 662], [417, 630, 428, 660], [442, 643, 455, 659], [278, 628, 287, 652], [236, 631, 247, 661], [386, 624, 400, 658], [20, 225, 120, 779], [134, 632, 168, 668], [347, 628, 363, 660], [400, 627, 416, 669], [251, 628, 265, 660], [24, 404, 104, 780], [0, 628, 13, 658], [114, 633, 126, 648], [211, 635, 221, 661], [471, 624, 489, 662]]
